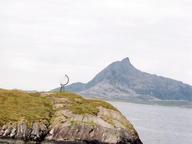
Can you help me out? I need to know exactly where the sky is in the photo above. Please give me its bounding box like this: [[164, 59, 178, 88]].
[[0, 0, 192, 91]]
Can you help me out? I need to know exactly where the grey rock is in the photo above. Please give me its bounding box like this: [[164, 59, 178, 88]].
[[10, 127, 16, 138], [0, 121, 48, 142], [15, 121, 28, 139], [44, 96, 142, 144], [31, 122, 48, 141]]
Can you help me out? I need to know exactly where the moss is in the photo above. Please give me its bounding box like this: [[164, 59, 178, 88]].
[[0, 89, 54, 126]]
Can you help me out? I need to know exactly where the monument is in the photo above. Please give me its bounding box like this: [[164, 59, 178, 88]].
[[60, 74, 69, 92]]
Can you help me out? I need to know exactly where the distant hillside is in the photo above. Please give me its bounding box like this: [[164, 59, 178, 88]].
[[53, 58, 192, 102]]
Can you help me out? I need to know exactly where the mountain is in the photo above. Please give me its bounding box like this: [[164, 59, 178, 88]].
[[53, 57, 192, 102]]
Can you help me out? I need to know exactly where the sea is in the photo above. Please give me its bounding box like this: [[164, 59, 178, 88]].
[[109, 102, 192, 144]]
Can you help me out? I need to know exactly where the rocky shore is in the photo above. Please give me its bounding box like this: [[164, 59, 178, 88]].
[[0, 90, 142, 144]]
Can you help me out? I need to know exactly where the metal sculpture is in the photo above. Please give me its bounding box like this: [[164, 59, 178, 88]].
[[60, 74, 70, 92]]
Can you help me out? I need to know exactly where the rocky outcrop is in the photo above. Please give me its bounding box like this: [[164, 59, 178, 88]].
[[0, 120, 48, 142], [0, 91, 142, 144]]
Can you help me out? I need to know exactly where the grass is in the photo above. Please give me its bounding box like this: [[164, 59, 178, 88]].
[[0, 90, 118, 127], [0, 89, 53, 126], [0, 89, 138, 139], [50, 92, 117, 115]]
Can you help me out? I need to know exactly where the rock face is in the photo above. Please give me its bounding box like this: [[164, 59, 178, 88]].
[[0, 121, 48, 141], [0, 90, 142, 144], [53, 57, 192, 102], [44, 95, 142, 144]]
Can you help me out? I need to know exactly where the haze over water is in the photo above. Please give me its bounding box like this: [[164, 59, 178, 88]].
[[110, 102, 192, 144]]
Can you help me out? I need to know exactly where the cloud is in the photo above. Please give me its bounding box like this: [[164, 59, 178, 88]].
[[0, 0, 192, 90]]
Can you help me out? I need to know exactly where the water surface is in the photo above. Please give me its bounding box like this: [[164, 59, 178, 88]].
[[110, 102, 192, 144]]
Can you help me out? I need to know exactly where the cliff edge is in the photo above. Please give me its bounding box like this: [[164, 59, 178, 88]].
[[0, 89, 142, 144]]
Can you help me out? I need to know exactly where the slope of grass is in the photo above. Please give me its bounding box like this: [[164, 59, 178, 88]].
[[0, 90, 117, 126], [0, 89, 53, 126], [50, 92, 117, 115]]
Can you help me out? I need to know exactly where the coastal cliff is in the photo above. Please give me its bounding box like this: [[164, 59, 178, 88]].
[[0, 89, 142, 144]]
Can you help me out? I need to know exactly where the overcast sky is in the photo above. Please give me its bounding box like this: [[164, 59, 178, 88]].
[[0, 0, 192, 91]]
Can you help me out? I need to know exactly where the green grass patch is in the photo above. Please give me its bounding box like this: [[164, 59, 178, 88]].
[[0, 90, 118, 127], [50, 92, 117, 115], [0, 89, 53, 126]]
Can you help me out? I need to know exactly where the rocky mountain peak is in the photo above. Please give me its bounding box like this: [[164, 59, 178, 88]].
[[119, 57, 136, 70], [108, 57, 135, 71], [107, 57, 138, 76], [62, 57, 192, 101], [121, 57, 131, 64], [84, 58, 139, 89]]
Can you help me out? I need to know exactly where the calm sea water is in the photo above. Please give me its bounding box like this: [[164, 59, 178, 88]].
[[109, 102, 192, 144]]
